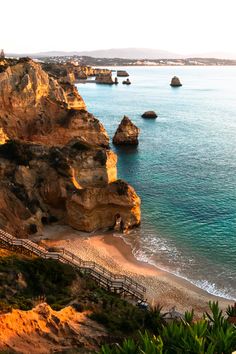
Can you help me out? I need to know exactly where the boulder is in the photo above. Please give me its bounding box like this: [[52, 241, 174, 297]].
[[141, 111, 158, 118], [170, 76, 182, 87], [122, 79, 131, 85], [113, 116, 140, 145]]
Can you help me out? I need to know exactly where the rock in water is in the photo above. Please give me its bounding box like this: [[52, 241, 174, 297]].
[[170, 76, 182, 87], [117, 70, 129, 77], [113, 116, 140, 145], [95, 73, 114, 84], [122, 79, 131, 85], [141, 111, 158, 118]]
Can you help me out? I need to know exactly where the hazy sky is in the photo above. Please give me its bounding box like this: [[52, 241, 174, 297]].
[[1, 0, 236, 54]]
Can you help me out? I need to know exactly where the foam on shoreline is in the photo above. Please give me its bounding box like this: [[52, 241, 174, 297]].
[[114, 232, 236, 301], [39, 225, 233, 315]]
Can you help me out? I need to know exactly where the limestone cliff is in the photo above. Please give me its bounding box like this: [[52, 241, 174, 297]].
[[0, 303, 107, 353], [42, 61, 111, 82], [0, 58, 109, 147], [0, 58, 140, 237]]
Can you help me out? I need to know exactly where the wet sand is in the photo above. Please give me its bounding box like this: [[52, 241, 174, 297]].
[[37, 225, 233, 316]]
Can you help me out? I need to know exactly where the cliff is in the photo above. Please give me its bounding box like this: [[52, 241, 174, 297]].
[[0, 58, 140, 237], [95, 72, 115, 84], [0, 303, 107, 354], [42, 61, 111, 82]]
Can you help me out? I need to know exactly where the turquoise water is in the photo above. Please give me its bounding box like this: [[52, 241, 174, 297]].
[[77, 66, 236, 300]]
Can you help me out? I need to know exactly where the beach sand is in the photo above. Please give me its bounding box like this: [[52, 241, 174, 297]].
[[37, 225, 233, 316]]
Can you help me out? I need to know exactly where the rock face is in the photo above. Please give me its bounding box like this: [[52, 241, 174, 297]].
[[95, 72, 114, 85], [141, 111, 158, 118], [170, 76, 182, 87], [42, 62, 112, 82], [113, 116, 140, 145], [0, 58, 141, 237], [117, 70, 129, 77], [67, 180, 141, 232], [0, 303, 107, 354]]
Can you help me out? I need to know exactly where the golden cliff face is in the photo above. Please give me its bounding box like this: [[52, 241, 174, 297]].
[[0, 303, 107, 353], [0, 58, 141, 237], [42, 62, 112, 81], [66, 181, 141, 232]]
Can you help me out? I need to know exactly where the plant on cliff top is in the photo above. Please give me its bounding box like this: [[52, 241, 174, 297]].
[[226, 303, 236, 317], [98, 301, 236, 354]]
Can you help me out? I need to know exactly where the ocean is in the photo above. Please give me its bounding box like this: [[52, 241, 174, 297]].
[[76, 66, 236, 300]]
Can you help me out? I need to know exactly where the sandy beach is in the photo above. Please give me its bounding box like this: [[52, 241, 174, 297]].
[[37, 225, 233, 317]]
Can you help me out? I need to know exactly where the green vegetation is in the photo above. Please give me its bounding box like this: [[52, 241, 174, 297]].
[[1, 251, 236, 353], [98, 302, 236, 354], [0, 254, 77, 311], [226, 302, 236, 317], [0, 252, 146, 329]]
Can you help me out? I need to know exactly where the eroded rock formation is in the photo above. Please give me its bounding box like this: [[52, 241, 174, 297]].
[[0, 303, 107, 354], [0, 58, 140, 237], [42, 62, 111, 82], [170, 76, 182, 87], [113, 116, 140, 145], [122, 78, 131, 85], [95, 72, 114, 85], [117, 70, 129, 77], [141, 111, 158, 118]]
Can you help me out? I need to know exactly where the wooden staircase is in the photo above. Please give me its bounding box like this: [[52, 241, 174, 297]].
[[0, 229, 146, 301]]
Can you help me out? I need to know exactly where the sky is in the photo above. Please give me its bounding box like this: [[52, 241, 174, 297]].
[[1, 0, 236, 55]]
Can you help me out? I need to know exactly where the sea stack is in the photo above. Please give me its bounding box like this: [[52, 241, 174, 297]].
[[122, 78, 131, 85], [170, 76, 182, 87], [117, 70, 129, 77], [95, 72, 114, 84], [141, 111, 158, 118], [113, 116, 140, 145]]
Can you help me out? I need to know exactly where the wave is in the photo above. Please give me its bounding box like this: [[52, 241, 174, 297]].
[[114, 232, 236, 301]]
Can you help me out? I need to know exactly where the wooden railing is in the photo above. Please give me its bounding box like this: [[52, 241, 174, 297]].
[[0, 229, 146, 301]]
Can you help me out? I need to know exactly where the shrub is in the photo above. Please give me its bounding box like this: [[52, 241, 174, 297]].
[[98, 301, 236, 354]]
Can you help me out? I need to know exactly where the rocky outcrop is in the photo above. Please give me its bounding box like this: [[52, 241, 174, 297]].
[[117, 70, 129, 77], [95, 73, 114, 85], [122, 78, 131, 85], [42, 62, 112, 83], [0, 58, 141, 237], [67, 180, 141, 232], [0, 138, 140, 236], [141, 111, 158, 118], [0, 58, 109, 147], [113, 116, 140, 145], [0, 303, 107, 354], [170, 76, 182, 87]]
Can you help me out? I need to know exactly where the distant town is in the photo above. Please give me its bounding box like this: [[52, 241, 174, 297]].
[[36, 55, 236, 67], [1, 49, 236, 66]]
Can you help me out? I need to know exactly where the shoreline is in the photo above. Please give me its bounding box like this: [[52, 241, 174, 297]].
[[37, 225, 233, 316]]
